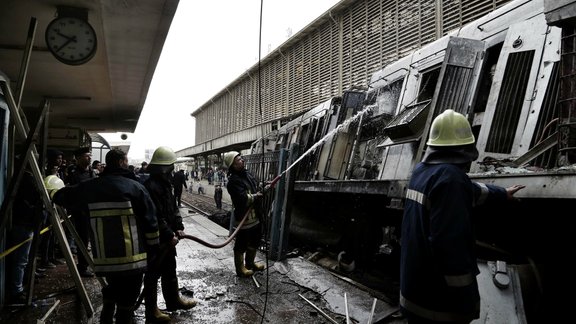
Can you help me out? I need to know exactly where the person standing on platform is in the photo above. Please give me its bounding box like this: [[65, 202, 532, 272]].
[[214, 184, 223, 209], [6, 158, 44, 304], [143, 146, 197, 323], [65, 146, 96, 278], [50, 149, 160, 324], [138, 161, 150, 184], [400, 109, 525, 324], [223, 151, 265, 277], [38, 149, 65, 270], [172, 169, 187, 207], [92, 160, 103, 176]]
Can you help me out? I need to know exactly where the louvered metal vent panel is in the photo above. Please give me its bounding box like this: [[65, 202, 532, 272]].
[[262, 63, 271, 122], [442, 0, 507, 35], [421, 0, 437, 45], [290, 41, 304, 115], [239, 82, 246, 130], [270, 58, 282, 121], [193, 0, 513, 145], [462, 0, 494, 22], [301, 36, 312, 110], [398, 1, 421, 58], [309, 33, 321, 106], [381, 0, 399, 66], [530, 63, 559, 168], [442, 0, 462, 34], [225, 96, 230, 133], [435, 65, 474, 116], [341, 9, 353, 90], [349, 2, 368, 89], [330, 19, 341, 96], [486, 50, 535, 153], [236, 85, 244, 131], [318, 23, 334, 99], [366, 0, 383, 78]]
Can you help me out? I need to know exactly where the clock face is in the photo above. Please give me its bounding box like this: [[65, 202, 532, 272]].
[[45, 17, 97, 65]]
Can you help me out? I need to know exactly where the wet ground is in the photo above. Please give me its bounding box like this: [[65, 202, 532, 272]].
[[1, 181, 406, 323]]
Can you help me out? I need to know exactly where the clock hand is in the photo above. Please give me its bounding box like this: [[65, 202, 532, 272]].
[[56, 32, 76, 42], [55, 36, 77, 53]]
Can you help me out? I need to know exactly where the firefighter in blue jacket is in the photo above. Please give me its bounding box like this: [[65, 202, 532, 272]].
[[143, 146, 197, 323], [50, 149, 160, 324], [400, 109, 525, 323]]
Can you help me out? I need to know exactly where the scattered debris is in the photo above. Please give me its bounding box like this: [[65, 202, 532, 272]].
[[298, 294, 339, 324], [36, 299, 60, 324]]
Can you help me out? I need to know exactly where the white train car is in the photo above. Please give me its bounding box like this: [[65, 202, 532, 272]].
[[247, 1, 575, 322]]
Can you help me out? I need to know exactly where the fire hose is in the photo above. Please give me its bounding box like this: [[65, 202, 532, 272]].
[[178, 173, 282, 248], [134, 174, 283, 309]]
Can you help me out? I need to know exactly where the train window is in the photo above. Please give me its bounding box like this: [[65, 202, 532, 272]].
[[365, 89, 377, 105], [473, 43, 503, 114], [341, 91, 366, 112], [417, 68, 440, 103], [375, 79, 402, 117]]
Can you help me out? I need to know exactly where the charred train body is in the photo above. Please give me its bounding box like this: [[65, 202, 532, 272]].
[[248, 1, 575, 322]]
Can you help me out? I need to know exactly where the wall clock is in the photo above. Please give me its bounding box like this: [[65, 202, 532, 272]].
[[45, 15, 97, 65]]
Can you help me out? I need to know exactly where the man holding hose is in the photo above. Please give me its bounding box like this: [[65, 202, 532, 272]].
[[223, 151, 265, 277]]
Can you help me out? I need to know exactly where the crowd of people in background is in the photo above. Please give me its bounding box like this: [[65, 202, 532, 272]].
[[3, 145, 234, 322]]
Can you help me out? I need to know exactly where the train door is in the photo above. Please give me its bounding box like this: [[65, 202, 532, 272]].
[[412, 36, 486, 165], [473, 17, 561, 169], [379, 36, 485, 179], [317, 91, 365, 180]]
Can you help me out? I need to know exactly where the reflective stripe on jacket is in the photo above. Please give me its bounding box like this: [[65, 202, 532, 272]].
[[53, 168, 159, 276]]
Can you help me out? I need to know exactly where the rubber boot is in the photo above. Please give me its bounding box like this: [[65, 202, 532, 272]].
[[115, 305, 135, 324], [245, 248, 265, 272], [162, 277, 197, 311], [99, 299, 115, 324], [145, 283, 171, 323], [234, 251, 254, 277]]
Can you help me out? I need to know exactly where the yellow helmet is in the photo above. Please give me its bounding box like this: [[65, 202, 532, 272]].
[[427, 109, 475, 146], [223, 151, 240, 169], [150, 146, 176, 165], [44, 175, 64, 198]]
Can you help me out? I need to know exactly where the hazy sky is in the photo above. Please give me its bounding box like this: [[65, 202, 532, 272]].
[[102, 0, 340, 160]]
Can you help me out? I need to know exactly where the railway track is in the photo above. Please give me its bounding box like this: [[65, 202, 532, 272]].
[[181, 190, 230, 216]]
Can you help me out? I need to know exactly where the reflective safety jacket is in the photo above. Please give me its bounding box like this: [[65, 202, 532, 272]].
[[227, 168, 261, 229], [53, 167, 159, 276], [400, 162, 507, 322]]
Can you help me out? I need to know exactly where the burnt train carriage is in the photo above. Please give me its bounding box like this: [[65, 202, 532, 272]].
[[246, 0, 576, 322]]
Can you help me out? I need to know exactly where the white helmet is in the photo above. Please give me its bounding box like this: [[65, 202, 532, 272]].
[[223, 151, 240, 169], [427, 109, 475, 146], [150, 146, 177, 165], [44, 175, 64, 199]]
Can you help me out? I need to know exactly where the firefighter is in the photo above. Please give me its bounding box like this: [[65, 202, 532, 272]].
[[143, 146, 196, 323], [223, 151, 265, 277], [50, 149, 160, 324], [400, 110, 525, 323]]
